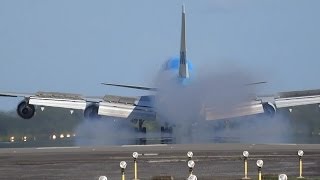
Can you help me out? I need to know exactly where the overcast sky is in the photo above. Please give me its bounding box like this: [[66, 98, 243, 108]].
[[1, 0, 320, 109]]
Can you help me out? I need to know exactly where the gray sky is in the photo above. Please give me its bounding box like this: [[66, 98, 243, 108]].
[[1, 0, 320, 109]]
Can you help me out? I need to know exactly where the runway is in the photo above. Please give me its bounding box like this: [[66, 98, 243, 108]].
[[0, 144, 320, 179]]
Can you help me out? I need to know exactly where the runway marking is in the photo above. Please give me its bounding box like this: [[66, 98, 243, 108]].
[[121, 144, 168, 147], [148, 159, 199, 163], [264, 144, 298, 146], [148, 159, 186, 163], [143, 153, 159, 156], [303, 162, 316, 165], [36, 147, 80, 150]]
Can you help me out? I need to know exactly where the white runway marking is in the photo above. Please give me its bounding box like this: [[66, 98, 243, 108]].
[[148, 159, 199, 163], [36, 147, 80, 150], [148, 159, 186, 163], [265, 144, 297, 146], [121, 144, 168, 147], [143, 153, 159, 156]]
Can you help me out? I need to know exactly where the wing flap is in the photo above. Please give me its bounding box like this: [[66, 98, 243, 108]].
[[278, 89, 320, 98], [35, 91, 83, 100], [103, 95, 137, 104], [275, 95, 320, 108], [98, 102, 156, 119], [29, 97, 87, 110], [27, 92, 87, 109], [205, 101, 264, 120]]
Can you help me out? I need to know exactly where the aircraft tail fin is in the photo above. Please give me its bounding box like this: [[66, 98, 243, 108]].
[[179, 5, 189, 79]]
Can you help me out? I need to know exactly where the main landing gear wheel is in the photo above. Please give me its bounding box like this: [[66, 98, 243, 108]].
[[161, 123, 173, 144], [135, 119, 146, 145], [135, 119, 146, 133], [161, 122, 173, 134], [161, 126, 173, 134]]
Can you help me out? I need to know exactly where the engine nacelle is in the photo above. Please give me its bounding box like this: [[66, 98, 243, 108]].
[[262, 102, 276, 117], [17, 101, 35, 119], [84, 103, 100, 119]]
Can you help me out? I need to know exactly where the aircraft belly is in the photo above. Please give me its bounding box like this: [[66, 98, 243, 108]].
[[98, 102, 156, 119], [29, 97, 86, 109]]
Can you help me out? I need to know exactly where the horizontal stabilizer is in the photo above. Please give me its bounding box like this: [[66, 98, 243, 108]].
[[0, 92, 34, 98], [245, 81, 267, 86], [101, 83, 157, 91]]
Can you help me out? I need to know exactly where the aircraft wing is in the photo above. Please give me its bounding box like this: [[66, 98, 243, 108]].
[[0, 91, 156, 120], [273, 89, 320, 108], [2, 89, 320, 121], [204, 89, 320, 121], [0, 91, 95, 110]]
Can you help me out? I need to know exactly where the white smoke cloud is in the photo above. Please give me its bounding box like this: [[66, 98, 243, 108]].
[[74, 63, 293, 145], [74, 118, 138, 146], [154, 64, 292, 144]]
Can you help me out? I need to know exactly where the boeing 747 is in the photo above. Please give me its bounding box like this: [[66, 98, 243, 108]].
[[1, 5, 320, 133]]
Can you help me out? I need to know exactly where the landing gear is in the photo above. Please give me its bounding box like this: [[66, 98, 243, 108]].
[[137, 119, 146, 133], [141, 127, 147, 134], [161, 122, 173, 144], [161, 126, 173, 134], [134, 119, 146, 145], [130, 119, 175, 144], [131, 119, 147, 133], [161, 122, 173, 133]]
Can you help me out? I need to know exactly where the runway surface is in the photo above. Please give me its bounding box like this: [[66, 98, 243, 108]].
[[0, 143, 320, 179]]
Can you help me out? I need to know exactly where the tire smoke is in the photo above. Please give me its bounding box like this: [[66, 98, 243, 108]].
[[74, 64, 293, 145], [154, 65, 292, 143]]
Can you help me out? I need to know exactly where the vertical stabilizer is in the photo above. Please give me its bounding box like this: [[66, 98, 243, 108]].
[[179, 5, 189, 79]]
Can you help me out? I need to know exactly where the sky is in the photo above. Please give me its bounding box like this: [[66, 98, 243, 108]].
[[0, 0, 320, 110]]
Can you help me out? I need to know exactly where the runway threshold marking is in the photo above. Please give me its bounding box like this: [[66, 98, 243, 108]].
[[36, 147, 80, 150], [121, 144, 168, 147]]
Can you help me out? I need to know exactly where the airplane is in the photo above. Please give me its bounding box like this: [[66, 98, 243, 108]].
[[1, 5, 320, 134]]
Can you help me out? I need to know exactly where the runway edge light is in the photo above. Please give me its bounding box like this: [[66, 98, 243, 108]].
[[187, 160, 195, 176], [132, 152, 139, 180], [188, 174, 197, 180], [256, 160, 263, 168], [243, 151, 249, 158], [99, 176, 107, 180], [120, 161, 127, 180], [297, 150, 305, 179], [278, 174, 287, 180], [187, 151, 193, 159], [242, 151, 250, 179], [256, 160, 263, 180], [133, 152, 139, 159], [120, 161, 127, 169]]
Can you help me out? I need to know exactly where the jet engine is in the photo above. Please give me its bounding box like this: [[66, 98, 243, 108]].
[[84, 103, 100, 119], [262, 102, 276, 117], [17, 101, 35, 119]]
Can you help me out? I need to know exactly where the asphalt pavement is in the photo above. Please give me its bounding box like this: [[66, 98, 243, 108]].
[[0, 143, 320, 179]]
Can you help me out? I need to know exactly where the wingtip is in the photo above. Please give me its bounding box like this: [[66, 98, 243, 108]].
[[182, 4, 185, 13]]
